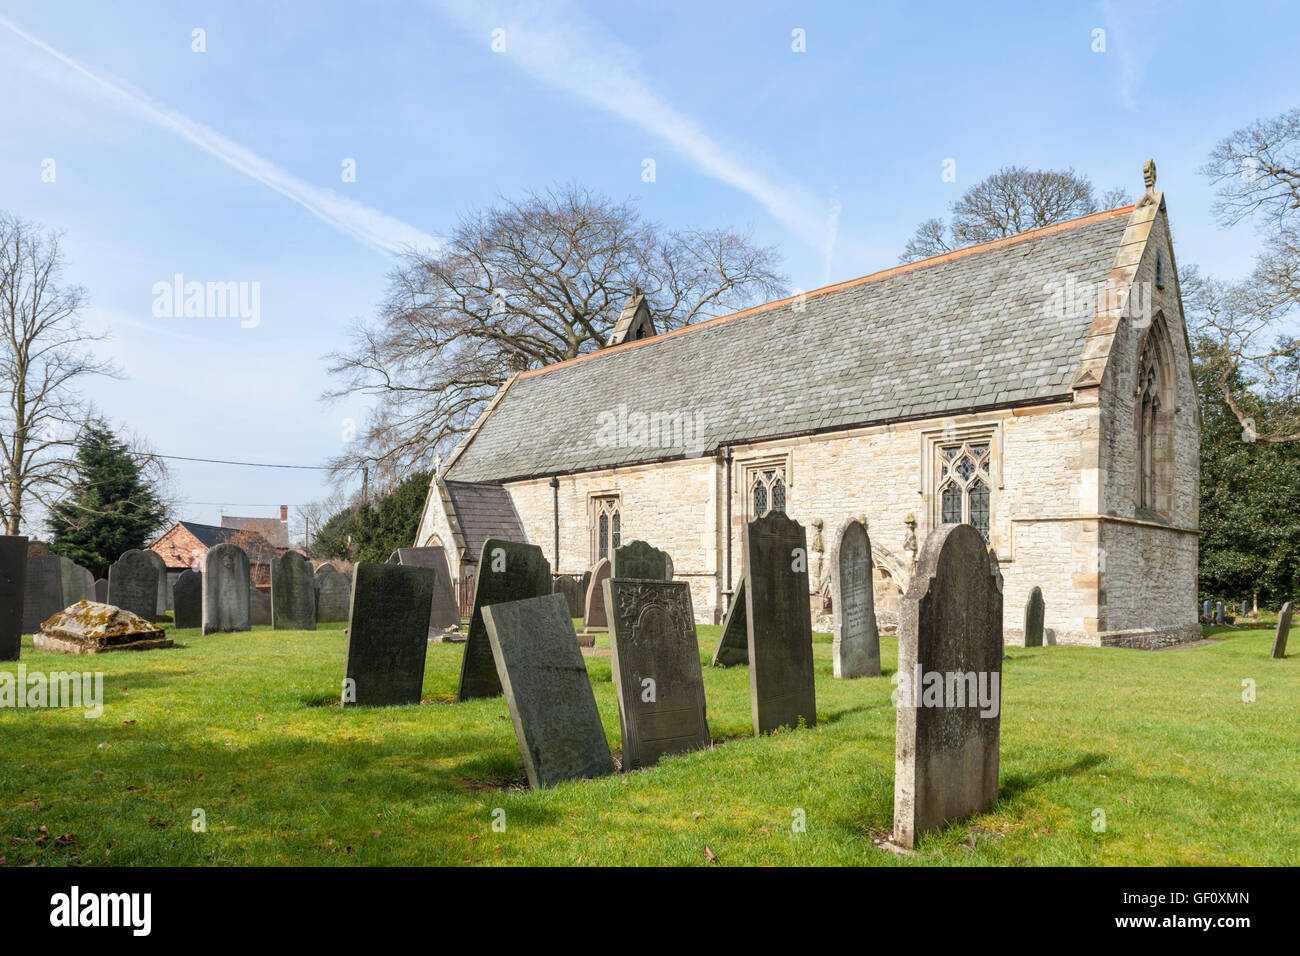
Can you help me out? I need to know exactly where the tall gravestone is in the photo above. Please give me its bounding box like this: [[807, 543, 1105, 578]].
[[1202, 599, 1212, 621], [314, 569, 351, 623], [1214, 602, 1226, 625], [605, 578, 710, 769], [612, 540, 672, 581], [22, 554, 63, 635], [201, 543, 251, 634], [250, 589, 271, 627], [893, 523, 1003, 850], [388, 547, 459, 632], [0, 535, 28, 660], [552, 572, 590, 618], [830, 519, 880, 678], [59, 558, 95, 606], [142, 550, 168, 616], [481, 593, 615, 788], [578, 558, 612, 642], [173, 569, 202, 629], [1023, 586, 1045, 648], [343, 562, 436, 706], [457, 539, 551, 701], [1271, 601, 1293, 660], [711, 577, 748, 667], [107, 549, 158, 624], [94, 578, 107, 603], [271, 551, 316, 631], [744, 512, 816, 735]]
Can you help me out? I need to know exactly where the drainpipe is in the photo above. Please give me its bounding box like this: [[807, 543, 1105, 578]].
[[550, 476, 560, 573], [723, 446, 733, 612]]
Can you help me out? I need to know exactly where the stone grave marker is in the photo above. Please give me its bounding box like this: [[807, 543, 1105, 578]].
[[388, 547, 460, 633], [22, 554, 64, 635], [0, 535, 27, 660], [1271, 601, 1293, 660], [94, 578, 108, 603], [142, 550, 168, 616], [250, 588, 271, 626], [893, 523, 1003, 850], [552, 572, 590, 618], [830, 519, 880, 678], [314, 569, 351, 623], [457, 539, 551, 701], [343, 562, 436, 706], [107, 549, 158, 624], [173, 569, 202, 629], [710, 576, 748, 667], [744, 512, 816, 735], [34, 601, 172, 654], [271, 551, 316, 630], [605, 578, 710, 769], [1214, 601, 1226, 625], [201, 543, 251, 634], [1202, 599, 1212, 621], [59, 558, 95, 607], [612, 540, 672, 581], [481, 593, 615, 788], [314, 562, 337, 578], [1024, 586, 1045, 648], [577, 557, 612, 643]]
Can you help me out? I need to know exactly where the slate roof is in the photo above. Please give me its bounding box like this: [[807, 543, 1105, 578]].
[[220, 515, 290, 548], [173, 522, 284, 565], [445, 207, 1133, 483], [441, 480, 526, 562]]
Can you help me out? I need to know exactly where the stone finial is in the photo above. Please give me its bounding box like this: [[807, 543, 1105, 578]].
[[1138, 158, 1158, 207], [903, 513, 918, 555]]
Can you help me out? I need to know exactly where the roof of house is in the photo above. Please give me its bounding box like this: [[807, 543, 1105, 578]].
[[440, 479, 525, 562], [220, 515, 289, 548], [156, 521, 285, 566], [444, 206, 1135, 484]]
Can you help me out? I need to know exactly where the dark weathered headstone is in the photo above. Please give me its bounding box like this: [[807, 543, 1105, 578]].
[[1214, 601, 1226, 626], [1202, 599, 1212, 621], [552, 572, 590, 618], [612, 540, 672, 581], [343, 562, 435, 706], [744, 512, 816, 735], [314, 562, 338, 577], [202, 543, 251, 634], [142, 550, 168, 616], [22, 554, 63, 635], [0, 535, 28, 660], [173, 569, 202, 629], [605, 578, 709, 769], [388, 547, 459, 631], [314, 569, 351, 623], [59, 557, 95, 607], [107, 549, 158, 623], [481, 593, 615, 788], [34, 600, 172, 654], [893, 523, 1003, 850], [250, 588, 271, 626], [578, 558, 612, 641], [711, 577, 748, 667], [1271, 601, 1293, 660], [1024, 586, 1045, 648], [271, 551, 316, 631], [830, 519, 880, 678], [94, 578, 107, 603], [457, 539, 551, 701]]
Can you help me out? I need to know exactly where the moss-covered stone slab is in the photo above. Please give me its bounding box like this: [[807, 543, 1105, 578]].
[[33, 600, 172, 654]]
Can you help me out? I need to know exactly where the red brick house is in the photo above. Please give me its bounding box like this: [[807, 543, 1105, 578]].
[[150, 521, 287, 594]]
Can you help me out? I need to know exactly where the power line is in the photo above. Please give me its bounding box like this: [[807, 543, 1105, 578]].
[[138, 452, 331, 470]]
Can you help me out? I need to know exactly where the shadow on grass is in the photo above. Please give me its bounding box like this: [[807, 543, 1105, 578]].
[[999, 753, 1108, 800]]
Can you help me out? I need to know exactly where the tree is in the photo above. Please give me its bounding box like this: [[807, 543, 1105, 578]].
[[325, 183, 786, 487], [0, 212, 118, 534], [46, 421, 168, 578], [900, 166, 1129, 262], [305, 472, 432, 564]]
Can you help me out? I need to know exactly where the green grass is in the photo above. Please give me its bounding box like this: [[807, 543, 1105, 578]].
[[1, 621, 1295, 866]]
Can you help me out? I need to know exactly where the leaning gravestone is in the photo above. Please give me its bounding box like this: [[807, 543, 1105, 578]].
[[481, 593, 615, 788], [141, 550, 168, 616], [577, 558, 612, 642], [711, 577, 748, 667], [250, 589, 271, 626], [1214, 601, 1226, 625], [388, 547, 460, 633], [107, 549, 158, 624], [457, 539, 552, 701], [314, 569, 351, 623], [1271, 601, 1293, 660], [94, 578, 107, 603], [22, 554, 64, 635], [201, 543, 251, 634], [830, 519, 880, 678], [59, 558, 95, 606], [1024, 586, 1045, 648], [605, 578, 710, 769], [744, 512, 816, 735], [0, 535, 27, 660], [343, 562, 436, 706], [893, 523, 1003, 850], [552, 572, 590, 618], [173, 569, 202, 629], [271, 551, 316, 631], [34, 601, 172, 654], [612, 540, 672, 581]]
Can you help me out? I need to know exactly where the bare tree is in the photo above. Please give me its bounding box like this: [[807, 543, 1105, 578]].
[[324, 183, 787, 487], [901, 166, 1129, 262], [0, 213, 118, 535]]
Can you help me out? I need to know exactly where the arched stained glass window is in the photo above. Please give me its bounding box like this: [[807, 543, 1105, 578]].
[[593, 496, 621, 564], [936, 440, 993, 544]]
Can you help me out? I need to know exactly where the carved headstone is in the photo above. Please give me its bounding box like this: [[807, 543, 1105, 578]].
[[343, 562, 435, 706], [314, 569, 351, 623], [577, 557, 612, 643], [830, 519, 880, 678], [457, 539, 551, 701], [173, 569, 202, 629], [893, 523, 1003, 850], [388, 547, 459, 632], [711, 577, 748, 667], [142, 550, 168, 615], [0, 535, 28, 660], [107, 549, 158, 623], [270, 551, 316, 630], [34, 600, 172, 654], [604, 578, 710, 769], [59, 557, 95, 607], [1214, 602, 1226, 626], [1024, 586, 1045, 648], [612, 540, 672, 581], [22, 554, 62, 636], [1271, 601, 1293, 660], [552, 572, 591, 618], [94, 578, 108, 603], [481, 593, 615, 788], [250, 588, 271, 626], [744, 512, 816, 735], [202, 543, 251, 634]]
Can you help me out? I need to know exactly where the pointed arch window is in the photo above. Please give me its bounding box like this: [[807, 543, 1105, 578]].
[[748, 466, 787, 519], [592, 496, 621, 564], [1136, 332, 1166, 513], [936, 441, 992, 544]]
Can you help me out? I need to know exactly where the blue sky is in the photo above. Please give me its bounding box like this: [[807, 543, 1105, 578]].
[[1, 0, 1295, 538]]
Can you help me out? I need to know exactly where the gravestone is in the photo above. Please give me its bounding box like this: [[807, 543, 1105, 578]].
[[250, 589, 271, 626], [830, 519, 880, 678], [314, 569, 351, 623], [314, 562, 337, 578], [201, 543, 251, 634], [744, 512, 816, 735], [1214, 601, 1226, 625], [578, 558, 612, 642], [1024, 586, 1045, 648], [605, 578, 710, 769], [893, 523, 1003, 850], [552, 572, 591, 618], [34, 601, 172, 654], [457, 539, 551, 701], [94, 578, 107, 603], [388, 547, 459, 633], [142, 550, 168, 616], [0, 535, 27, 660], [1202, 599, 1212, 621], [1242, 600, 1250, 617], [1271, 601, 1293, 660], [22, 554, 64, 635], [481, 593, 615, 788], [612, 540, 672, 581], [107, 549, 157, 623], [270, 551, 316, 630], [173, 569, 202, 629], [710, 577, 748, 667], [343, 562, 436, 706], [59, 558, 95, 606]]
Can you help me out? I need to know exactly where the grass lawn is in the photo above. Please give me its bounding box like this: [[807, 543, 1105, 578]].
[[1, 620, 1295, 866]]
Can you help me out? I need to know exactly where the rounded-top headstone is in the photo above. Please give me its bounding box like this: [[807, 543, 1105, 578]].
[[202, 543, 251, 634], [830, 518, 880, 678], [271, 551, 316, 631], [108, 549, 160, 623]]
